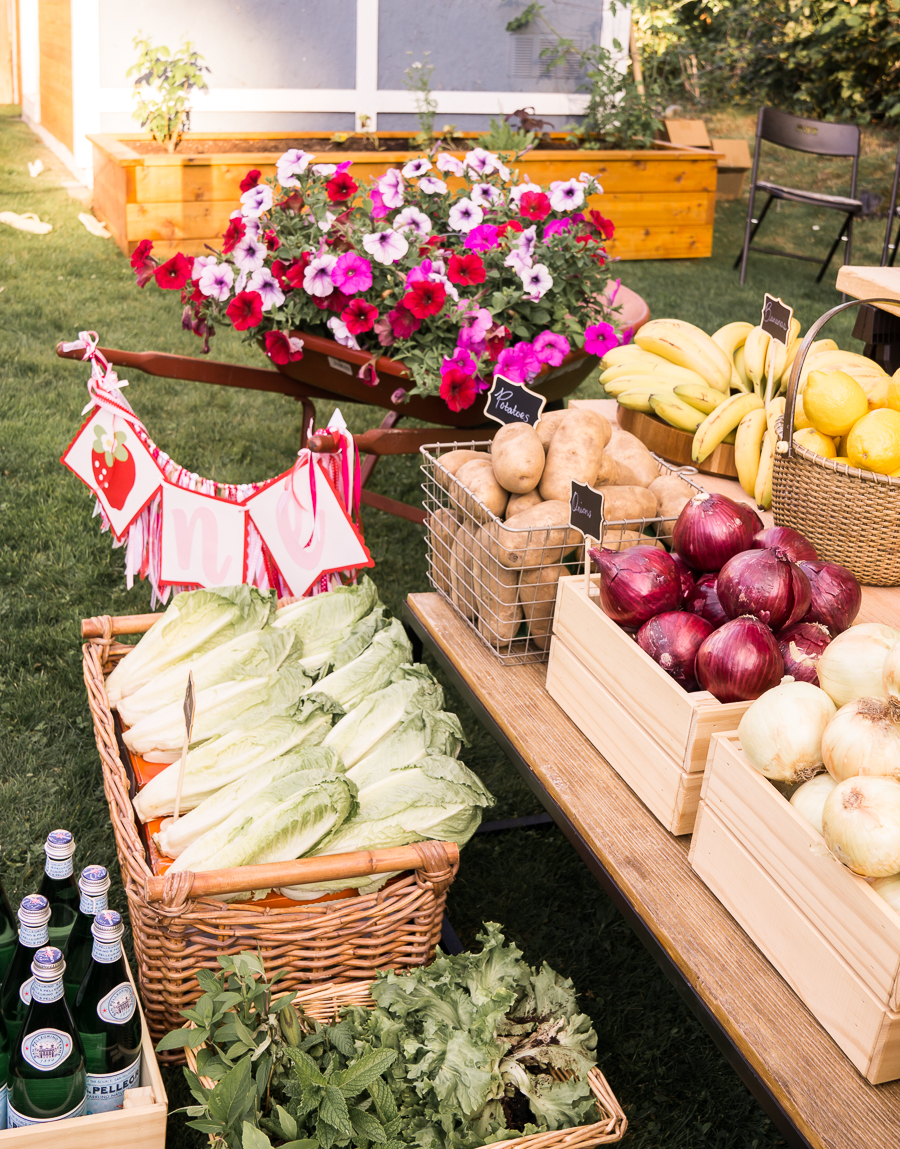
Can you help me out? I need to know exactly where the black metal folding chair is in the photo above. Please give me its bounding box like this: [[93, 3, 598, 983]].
[[882, 137, 900, 267], [735, 107, 862, 285]]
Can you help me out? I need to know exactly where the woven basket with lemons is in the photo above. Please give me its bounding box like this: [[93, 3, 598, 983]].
[[773, 297, 900, 586]]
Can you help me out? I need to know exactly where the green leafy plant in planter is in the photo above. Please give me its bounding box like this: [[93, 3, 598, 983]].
[[403, 52, 439, 151], [127, 34, 209, 153], [476, 116, 539, 156]]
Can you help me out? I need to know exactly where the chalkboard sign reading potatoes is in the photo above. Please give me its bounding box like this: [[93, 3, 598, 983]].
[[484, 375, 547, 427], [569, 480, 605, 540], [760, 294, 794, 346]]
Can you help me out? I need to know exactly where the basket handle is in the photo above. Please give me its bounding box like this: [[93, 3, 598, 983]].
[[143, 840, 460, 903], [781, 296, 900, 458]]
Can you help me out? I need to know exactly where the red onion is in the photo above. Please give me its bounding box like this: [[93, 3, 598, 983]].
[[733, 502, 764, 534], [717, 548, 811, 631], [776, 621, 832, 685], [589, 546, 682, 629], [685, 573, 728, 628], [671, 553, 696, 604], [753, 526, 818, 563], [798, 560, 862, 635], [696, 616, 785, 703], [637, 611, 714, 691], [672, 492, 756, 572]]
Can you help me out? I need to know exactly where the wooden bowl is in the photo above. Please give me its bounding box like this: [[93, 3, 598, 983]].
[[617, 406, 738, 479]]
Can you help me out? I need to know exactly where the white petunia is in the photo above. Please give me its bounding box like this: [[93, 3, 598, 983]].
[[503, 249, 532, 277], [240, 184, 274, 218], [469, 182, 502, 208], [198, 262, 235, 301], [317, 211, 338, 232], [312, 163, 337, 177], [508, 180, 542, 207], [276, 148, 314, 188], [402, 157, 432, 178], [327, 316, 360, 349], [248, 267, 285, 311], [549, 178, 585, 212], [465, 147, 502, 176], [519, 262, 553, 301], [447, 197, 484, 233], [375, 168, 405, 209], [361, 229, 409, 264], [192, 255, 218, 280], [417, 176, 448, 195], [517, 225, 538, 260], [303, 253, 338, 297], [393, 206, 432, 236], [242, 216, 263, 239], [232, 234, 267, 273], [435, 153, 465, 177]]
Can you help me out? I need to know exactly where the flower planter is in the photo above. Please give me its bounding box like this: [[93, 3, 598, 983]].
[[89, 131, 717, 263]]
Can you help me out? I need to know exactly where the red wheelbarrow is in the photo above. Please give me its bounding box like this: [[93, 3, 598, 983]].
[[56, 285, 649, 524]]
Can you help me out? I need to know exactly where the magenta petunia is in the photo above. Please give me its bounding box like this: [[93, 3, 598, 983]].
[[496, 341, 541, 383], [533, 331, 570, 367], [332, 252, 373, 294], [464, 224, 501, 253], [442, 348, 477, 377], [583, 322, 621, 357], [388, 304, 422, 339]]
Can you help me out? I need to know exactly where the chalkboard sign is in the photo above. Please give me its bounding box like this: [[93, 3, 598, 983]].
[[760, 294, 794, 346], [569, 480, 605, 541], [484, 374, 547, 427]]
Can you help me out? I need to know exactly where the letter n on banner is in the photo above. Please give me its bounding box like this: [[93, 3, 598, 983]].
[[159, 483, 247, 588]]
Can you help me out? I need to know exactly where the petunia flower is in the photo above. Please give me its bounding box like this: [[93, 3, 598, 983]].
[[393, 206, 432, 235], [198, 262, 235, 302], [342, 298, 379, 335], [247, 267, 285, 310], [240, 169, 261, 193], [417, 176, 448, 195], [436, 153, 465, 177], [402, 157, 432, 178], [509, 181, 542, 207], [465, 147, 502, 177], [448, 252, 486, 286], [463, 223, 501, 252], [221, 217, 246, 254], [240, 184, 274, 218], [242, 216, 263, 240], [331, 252, 373, 295], [448, 198, 484, 233], [312, 288, 351, 313], [534, 330, 570, 367], [284, 253, 311, 289], [519, 262, 553, 301], [130, 238, 157, 287], [327, 316, 360, 349], [264, 331, 304, 365], [313, 163, 337, 177], [469, 182, 502, 208], [520, 190, 552, 221], [588, 210, 615, 240], [262, 228, 280, 252], [369, 188, 390, 220], [154, 253, 193, 291], [440, 367, 478, 411], [362, 229, 409, 265], [485, 323, 510, 361], [276, 149, 315, 187], [374, 168, 405, 209], [225, 290, 264, 330], [496, 341, 541, 383], [303, 253, 338, 297], [192, 254, 217, 280], [543, 217, 574, 239], [232, 234, 267, 273], [442, 347, 477, 377], [549, 178, 585, 212], [584, 322, 621, 357], [403, 280, 447, 318], [516, 225, 537, 260], [326, 171, 359, 202], [388, 304, 421, 339], [503, 250, 532, 277], [374, 315, 396, 347]]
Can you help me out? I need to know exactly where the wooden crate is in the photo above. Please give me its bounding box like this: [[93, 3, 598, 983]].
[[690, 733, 900, 1083], [545, 576, 748, 834]]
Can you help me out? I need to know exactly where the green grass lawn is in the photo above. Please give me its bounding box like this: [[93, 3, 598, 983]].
[[0, 103, 896, 1147]]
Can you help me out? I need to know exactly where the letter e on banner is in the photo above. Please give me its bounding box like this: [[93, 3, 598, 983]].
[[159, 484, 247, 588]]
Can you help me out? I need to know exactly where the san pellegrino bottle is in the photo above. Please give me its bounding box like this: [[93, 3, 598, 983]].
[[0, 895, 50, 1044], [7, 947, 87, 1126], [38, 831, 78, 949], [0, 878, 17, 986], [63, 866, 110, 1004], [73, 910, 141, 1113], [0, 1008, 9, 1129]]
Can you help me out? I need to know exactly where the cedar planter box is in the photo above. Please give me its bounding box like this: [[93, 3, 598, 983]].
[[89, 131, 718, 262]]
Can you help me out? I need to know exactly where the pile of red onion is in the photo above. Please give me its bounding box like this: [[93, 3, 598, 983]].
[[590, 492, 861, 702]]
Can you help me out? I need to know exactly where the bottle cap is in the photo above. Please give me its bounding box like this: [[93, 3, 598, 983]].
[[31, 946, 65, 981], [78, 865, 110, 896], [18, 895, 50, 928], [44, 829, 75, 860], [91, 909, 123, 944]]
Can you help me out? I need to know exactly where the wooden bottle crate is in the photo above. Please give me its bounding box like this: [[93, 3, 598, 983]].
[[545, 576, 749, 834], [690, 733, 900, 1083]]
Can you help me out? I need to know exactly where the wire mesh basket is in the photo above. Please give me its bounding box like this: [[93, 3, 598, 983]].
[[421, 441, 704, 664]]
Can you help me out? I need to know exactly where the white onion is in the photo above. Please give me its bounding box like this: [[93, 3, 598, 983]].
[[822, 775, 900, 877], [816, 623, 900, 708], [882, 639, 900, 700], [871, 874, 900, 914], [822, 697, 900, 782], [790, 773, 837, 836], [738, 680, 836, 783]]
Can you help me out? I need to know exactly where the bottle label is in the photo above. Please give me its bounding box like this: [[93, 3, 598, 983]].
[[21, 1028, 73, 1071], [8, 1095, 87, 1126], [91, 939, 121, 964], [79, 892, 108, 916], [86, 1054, 141, 1114], [44, 858, 73, 879], [19, 925, 48, 947], [19, 978, 32, 1006], [97, 981, 136, 1024], [0, 1085, 6, 1130], [31, 977, 63, 1005]]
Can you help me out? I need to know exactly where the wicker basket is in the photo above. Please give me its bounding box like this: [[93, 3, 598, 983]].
[[83, 614, 459, 1062], [421, 440, 703, 664], [185, 980, 628, 1148], [773, 295, 900, 585]]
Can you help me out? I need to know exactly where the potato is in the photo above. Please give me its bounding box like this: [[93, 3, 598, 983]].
[[449, 524, 478, 620], [594, 453, 618, 486], [520, 563, 566, 651], [535, 409, 569, 450], [427, 509, 458, 595], [435, 448, 489, 490], [539, 409, 612, 501], [490, 422, 545, 494], [600, 485, 659, 523], [649, 474, 695, 533], [604, 430, 659, 488], [506, 489, 543, 517], [453, 458, 508, 521], [597, 529, 665, 552], [491, 500, 581, 568], [471, 525, 523, 644]]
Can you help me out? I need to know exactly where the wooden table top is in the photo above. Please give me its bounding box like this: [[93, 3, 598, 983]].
[[835, 266, 900, 318], [406, 590, 900, 1149]]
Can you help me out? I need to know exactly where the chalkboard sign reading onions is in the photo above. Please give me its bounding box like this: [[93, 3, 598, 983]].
[[484, 374, 547, 428], [569, 479, 605, 540]]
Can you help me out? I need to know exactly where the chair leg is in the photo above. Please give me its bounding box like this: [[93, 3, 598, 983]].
[[889, 217, 900, 268], [816, 212, 855, 283], [883, 151, 900, 267], [735, 194, 773, 283]]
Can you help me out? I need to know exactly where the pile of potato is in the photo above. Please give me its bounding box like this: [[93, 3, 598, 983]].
[[427, 400, 697, 651]]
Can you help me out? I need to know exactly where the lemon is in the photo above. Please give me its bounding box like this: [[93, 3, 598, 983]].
[[833, 456, 851, 465], [846, 409, 900, 474], [802, 370, 869, 437], [865, 378, 890, 411], [887, 371, 900, 414], [793, 428, 837, 458]]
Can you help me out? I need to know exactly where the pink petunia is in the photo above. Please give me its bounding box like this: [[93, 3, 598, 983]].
[[442, 348, 477, 377], [520, 190, 552, 221], [342, 298, 379, 335], [369, 188, 391, 220], [583, 322, 621, 358], [332, 252, 373, 294], [388, 304, 421, 339], [496, 342, 541, 383], [533, 331, 570, 367]]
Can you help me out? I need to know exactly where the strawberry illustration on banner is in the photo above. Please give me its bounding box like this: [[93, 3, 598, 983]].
[[159, 484, 247, 589]]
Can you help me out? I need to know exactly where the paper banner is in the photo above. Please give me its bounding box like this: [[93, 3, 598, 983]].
[[244, 456, 372, 598], [61, 410, 163, 539], [159, 484, 247, 589]]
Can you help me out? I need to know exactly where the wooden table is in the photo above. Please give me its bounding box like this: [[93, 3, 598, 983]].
[[403, 591, 900, 1149], [835, 265, 900, 375]]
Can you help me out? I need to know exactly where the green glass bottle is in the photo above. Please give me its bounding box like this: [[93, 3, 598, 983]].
[[0, 877, 18, 987], [7, 947, 87, 1126], [37, 831, 78, 950], [0, 1007, 10, 1129], [0, 895, 50, 1045], [63, 866, 109, 1005], [73, 911, 141, 1113]]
